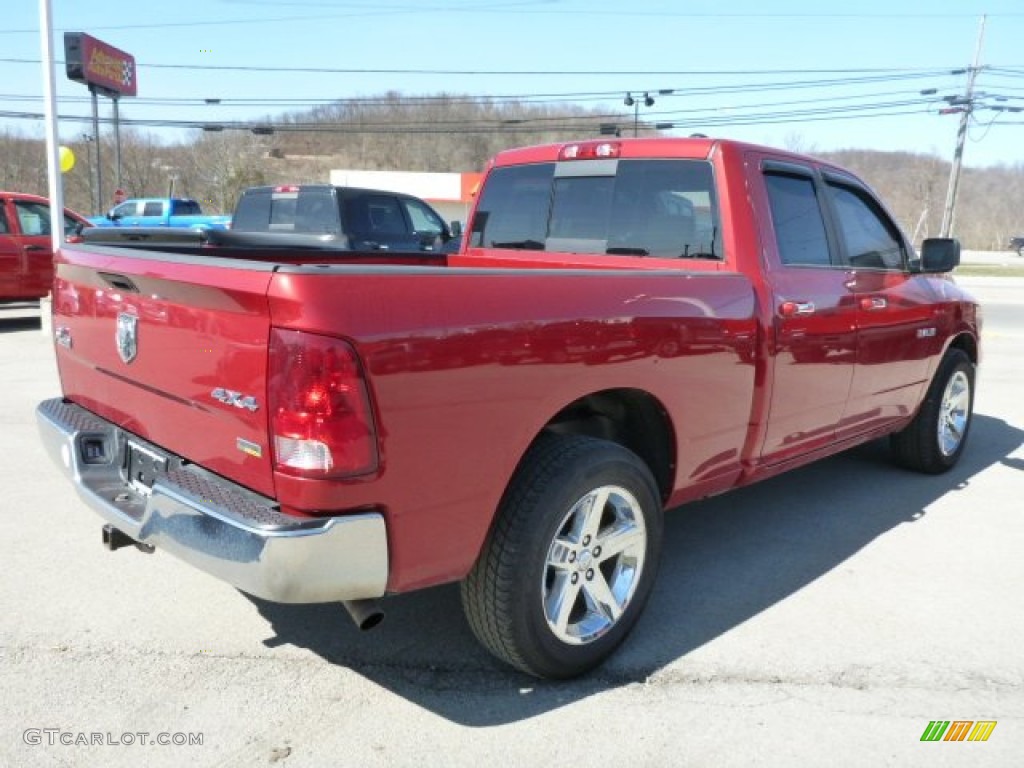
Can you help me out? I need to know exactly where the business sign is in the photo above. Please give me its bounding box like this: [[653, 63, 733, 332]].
[[64, 33, 136, 97]]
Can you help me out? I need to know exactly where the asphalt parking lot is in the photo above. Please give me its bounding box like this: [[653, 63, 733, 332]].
[[1, 276, 1022, 768]]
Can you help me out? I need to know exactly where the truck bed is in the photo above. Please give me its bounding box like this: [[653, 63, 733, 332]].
[[78, 227, 449, 265]]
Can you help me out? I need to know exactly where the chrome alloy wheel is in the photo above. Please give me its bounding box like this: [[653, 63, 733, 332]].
[[542, 485, 647, 645], [938, 370, 970, 457]]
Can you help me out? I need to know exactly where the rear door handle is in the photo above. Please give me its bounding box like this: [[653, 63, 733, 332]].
[[780, 301, 816, 317], [860, 296, 888, 311]]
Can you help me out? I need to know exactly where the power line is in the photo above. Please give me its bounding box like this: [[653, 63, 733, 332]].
[[0, 56, 964, 77], [3, 9, 1024, 35]]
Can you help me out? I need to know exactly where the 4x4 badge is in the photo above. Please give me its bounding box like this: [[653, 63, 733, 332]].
[[116, 312, 138, 364]]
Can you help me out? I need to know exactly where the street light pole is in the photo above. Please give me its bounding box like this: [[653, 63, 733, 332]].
[[940, 15, 987, 238], [623, 92, 655, 137]]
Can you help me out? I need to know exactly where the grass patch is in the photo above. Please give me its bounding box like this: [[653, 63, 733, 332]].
[[955, 264, 1024, 278]]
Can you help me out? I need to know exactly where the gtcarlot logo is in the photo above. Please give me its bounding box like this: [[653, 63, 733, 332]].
[[23, 729, 203, 747], [920, 720, 997, 742]]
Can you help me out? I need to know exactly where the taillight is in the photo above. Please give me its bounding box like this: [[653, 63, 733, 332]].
[[268, 328, 378, 478], [559, 141, 621, 161]]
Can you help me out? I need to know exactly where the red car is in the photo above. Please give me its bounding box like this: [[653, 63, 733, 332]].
[[0, 191, 91, 301]]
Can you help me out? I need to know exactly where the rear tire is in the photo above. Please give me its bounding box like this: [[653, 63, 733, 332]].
[[461, 434, 663, 679], [891, 349, 974, 474]]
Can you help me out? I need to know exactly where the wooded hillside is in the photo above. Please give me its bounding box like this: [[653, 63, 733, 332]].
[[2, 93, 1020, 249]]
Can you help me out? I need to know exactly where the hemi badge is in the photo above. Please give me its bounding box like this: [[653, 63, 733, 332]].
[[236, 438, 262, 458], [917, 328, 937, 339]]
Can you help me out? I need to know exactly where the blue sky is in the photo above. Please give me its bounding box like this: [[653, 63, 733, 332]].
[[4, 1, 1024, 168]]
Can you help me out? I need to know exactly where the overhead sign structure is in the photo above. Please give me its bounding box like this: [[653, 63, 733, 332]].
[[64, 32, 136, 97], [63, 32, 136, 214]]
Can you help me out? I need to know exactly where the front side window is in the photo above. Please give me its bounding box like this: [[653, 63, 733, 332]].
[[826, 182, 905, 270], [402, 198, 444, 235], [14, 201, 51, 236], [764, 172, 832, 266], [111, 201, 137, 218]]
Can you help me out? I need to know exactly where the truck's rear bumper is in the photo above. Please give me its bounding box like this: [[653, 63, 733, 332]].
[[36, 398, 388, 603]]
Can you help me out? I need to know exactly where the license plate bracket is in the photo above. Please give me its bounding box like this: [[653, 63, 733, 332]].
[[124, 440, 168, 496]]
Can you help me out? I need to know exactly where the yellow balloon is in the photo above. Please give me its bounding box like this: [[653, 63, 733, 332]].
[[59, 146, 75, 173]]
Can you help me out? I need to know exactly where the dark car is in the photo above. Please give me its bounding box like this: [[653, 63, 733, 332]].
[[1010, 236, 1024, 256], [230, 184, 462, 253]]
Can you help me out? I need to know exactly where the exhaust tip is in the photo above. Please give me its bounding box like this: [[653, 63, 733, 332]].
[[342, 599, 385, 631]]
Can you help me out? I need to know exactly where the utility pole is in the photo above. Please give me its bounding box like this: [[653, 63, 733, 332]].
[[939, 15, 987, 238]]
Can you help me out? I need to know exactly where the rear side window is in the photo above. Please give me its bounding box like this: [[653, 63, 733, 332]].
[[170, 200, 201, 216], [764, 172, 832, 266], [471, 159, 720, 258], [344, 195, 409, 238], [826, 182, 905, 270], [142, 201, 163, 216]]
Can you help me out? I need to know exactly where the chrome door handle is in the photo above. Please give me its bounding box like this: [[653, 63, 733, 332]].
[[780, 301, 816, 317], [860, 296, 888, 311]]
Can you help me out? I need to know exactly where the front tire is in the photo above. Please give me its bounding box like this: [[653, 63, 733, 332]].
[[891, 348, 975, 473], [461, 435, 663, 679]]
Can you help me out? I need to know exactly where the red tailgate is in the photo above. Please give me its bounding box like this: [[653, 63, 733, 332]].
[[52, 245, 278, 498]]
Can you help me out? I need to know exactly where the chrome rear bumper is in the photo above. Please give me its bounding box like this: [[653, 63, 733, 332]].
[[36, 398, 388, 603]]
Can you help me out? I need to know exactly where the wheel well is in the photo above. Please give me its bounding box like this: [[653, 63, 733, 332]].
[[948, 333, 978, 365], [541, 388, 675, 502]]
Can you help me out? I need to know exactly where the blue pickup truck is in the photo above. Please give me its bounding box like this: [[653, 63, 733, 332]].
[[88, 198, 231, 230]]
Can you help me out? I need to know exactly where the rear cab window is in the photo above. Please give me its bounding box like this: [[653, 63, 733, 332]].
[[470, 158, 722, 260], [232, 187, 340, 234]]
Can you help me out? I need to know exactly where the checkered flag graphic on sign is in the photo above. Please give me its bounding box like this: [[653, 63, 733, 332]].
[[122, 60, 133, 88]]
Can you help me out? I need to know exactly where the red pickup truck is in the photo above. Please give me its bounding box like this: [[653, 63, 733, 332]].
[[36, 138, 980, 678], [0, 191, 90, 301]]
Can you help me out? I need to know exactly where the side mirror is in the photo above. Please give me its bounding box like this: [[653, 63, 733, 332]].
[[918, 238, 960, 273], [449, 220, 463, 238], [107, 209, 122, 221]]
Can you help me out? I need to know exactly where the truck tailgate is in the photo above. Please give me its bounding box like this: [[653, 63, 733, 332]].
[[52, 244, 277, 498]]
